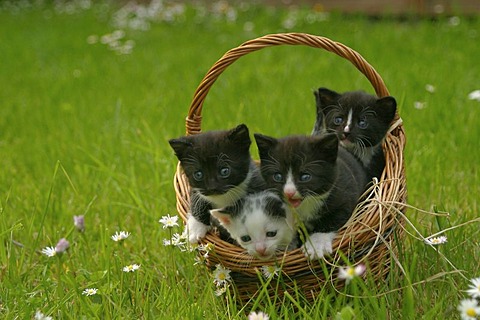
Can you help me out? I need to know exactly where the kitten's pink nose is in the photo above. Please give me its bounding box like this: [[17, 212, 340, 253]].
[[255, 244, 267, 256], [284, 189, 296, 199]]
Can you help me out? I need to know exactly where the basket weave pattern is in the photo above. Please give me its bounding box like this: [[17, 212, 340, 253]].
[[173, 33, 407, 303]]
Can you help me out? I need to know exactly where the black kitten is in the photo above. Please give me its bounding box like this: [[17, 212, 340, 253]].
[[312, 88, 397, 180], [254, 133, 368, 259], [169, 124, 265, 243]]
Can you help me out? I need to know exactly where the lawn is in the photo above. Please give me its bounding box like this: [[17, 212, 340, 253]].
[[0, 1, 479, 319]]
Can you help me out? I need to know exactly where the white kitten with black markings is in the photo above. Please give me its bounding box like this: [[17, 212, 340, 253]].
[[211, 191, 297, 260]]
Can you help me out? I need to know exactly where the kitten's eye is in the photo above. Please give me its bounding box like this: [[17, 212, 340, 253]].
[[219, 167, 231, 178], [299, 173, 311, 182], [334, 117, 343, 125], [358, 119, 368, 129], [240, 235, 251, 243], [273, 173, 283, 182], [193, 170, 204, 181], [266, 231, 277, 238]]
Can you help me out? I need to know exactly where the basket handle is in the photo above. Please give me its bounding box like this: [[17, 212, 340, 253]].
[[185, 32, 390, 135]]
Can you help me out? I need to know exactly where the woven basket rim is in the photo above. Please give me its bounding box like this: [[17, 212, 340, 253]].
[[183, 32, 401, 135]]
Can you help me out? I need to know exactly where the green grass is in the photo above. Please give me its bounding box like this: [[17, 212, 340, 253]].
[[1, 1, 479, 319]]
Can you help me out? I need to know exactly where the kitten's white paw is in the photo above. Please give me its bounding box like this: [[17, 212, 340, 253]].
[[302, 232, 336, 260], [186, 214, 211, 243]]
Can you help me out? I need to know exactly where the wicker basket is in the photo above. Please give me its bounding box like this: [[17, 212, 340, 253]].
[[173, 33, 407, 305]]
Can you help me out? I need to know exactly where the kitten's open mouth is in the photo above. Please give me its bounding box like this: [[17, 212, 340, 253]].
[[340, 136, 352, 145], [255, 253, 273, 260], [288, 197, 303, 208]]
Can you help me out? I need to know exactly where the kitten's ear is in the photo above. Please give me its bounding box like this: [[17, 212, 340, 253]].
[[254, 133, 278, 160], [227, 124, 251, 147], [265, 196, 286, 218], [314, 133, 339, 163], [210, 209, 232, 227], [168, 138, 192, 160], [314, 87, 341, 109], [376, 96, 397, 123]]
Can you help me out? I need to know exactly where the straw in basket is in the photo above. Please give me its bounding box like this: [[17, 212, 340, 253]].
[[173, 33, 407, 305]]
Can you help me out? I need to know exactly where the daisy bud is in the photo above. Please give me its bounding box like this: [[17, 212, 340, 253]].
[[55, 238, 70, 254], [73, 215, 85, 232]]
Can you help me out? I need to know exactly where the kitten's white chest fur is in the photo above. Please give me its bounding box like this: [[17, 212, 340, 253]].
[[284, 171, 329, 223], [296, 193, 329, 222], [344, 142, 379, 167], [283, 170, 335, 259]]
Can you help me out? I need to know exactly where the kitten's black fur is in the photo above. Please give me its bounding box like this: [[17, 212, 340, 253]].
[[312, 88, 397, 180], [254, 133, 368, 257], [169, 124, 265, 242]]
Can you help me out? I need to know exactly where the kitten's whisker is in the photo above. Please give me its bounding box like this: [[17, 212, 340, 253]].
[[182, 154, 201, 166], [307, 160, 329, 168], [358, 134, 374, 147], [232, 250, 253, 265], [261, 160, 281, 172], [362, 109, 377, 118]]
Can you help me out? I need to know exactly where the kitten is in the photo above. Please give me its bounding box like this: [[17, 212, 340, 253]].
[[210, 190, 297, 260], [312, 88, 397, 180], [169, 124, 265, 243], [254, 133, 367, 259]]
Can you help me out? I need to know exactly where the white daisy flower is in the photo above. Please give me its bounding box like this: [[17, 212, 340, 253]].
[[424, 236, 447, 245], [111, 231, 130, 242], [111, 29, 125, 40], [213, 264, 231, 287], [123, 264, 141, 273], [171, 233, 185, 246], [86, 34, 98, 44], [197, 242, 215, 258], [338, 264, 366, 283], [214, 285, 227, 296], [159, 214, 179, 229], [198, 243, 215, 253], [466, 277, 480, 298], [82, 288, 98, 296], [425, 84, 436, 93], [458, 299, 480, 320], [248, 311, 270, 320], [194, 255, 207, 266], [468, 90, 480, 102], [41, 238, 70, 257], [448, 16, 460, 27], [41, 246, 56, 257], [261, 265, 281, 279], [414, 101, 427, 110], [34, 310, 53, 320], [171, 233, 189, 251], [163, 239, 172, 246]]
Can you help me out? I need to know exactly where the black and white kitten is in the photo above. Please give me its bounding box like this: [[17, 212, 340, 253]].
[[312, 88, 397, 180], [211, 190, 297, 260], [169, 124, 265, 243], [254, 133, 368, 259]]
